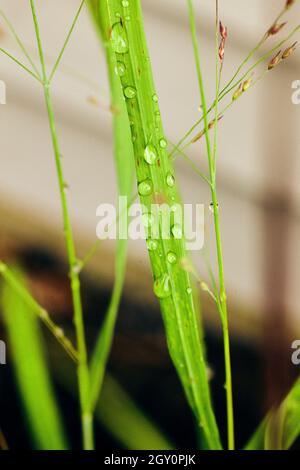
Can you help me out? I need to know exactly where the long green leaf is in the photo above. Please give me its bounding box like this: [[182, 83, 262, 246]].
[[1, 268, 68, 450], [90, 0, 221, 449], [88, 1, 135, 411], [246, 377, 300, 450]]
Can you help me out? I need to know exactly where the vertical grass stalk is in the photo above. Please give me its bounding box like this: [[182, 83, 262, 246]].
[[186, 0, 234, 450], [95, 0, 221, 449], [29, 0, 93, 449]]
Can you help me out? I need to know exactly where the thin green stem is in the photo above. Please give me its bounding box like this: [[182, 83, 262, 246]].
[[168, 140, 211, 186], [0, 47, 42, 82], [0, 9, 41, 78], [186, 0, 234, 450], [48, 0, 86, 83], [29, 0, 93, 450]]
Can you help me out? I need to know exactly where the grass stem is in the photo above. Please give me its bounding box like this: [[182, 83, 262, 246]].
[[29, 0, 93, 449], [186, 0, 234, 450]]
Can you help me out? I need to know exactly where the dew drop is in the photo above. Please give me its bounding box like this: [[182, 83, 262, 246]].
[[153, 273, 171, 299], [166, 172, 175, 188], [111, 23, 129, 54], [115, 61, 126, 76], [144, 144, 158, 165], [124, 86, 136, 99], [159, 138, 167, 149], [147, 239, 158, 251], [138, 179, 153, 196], [122, 0, 129, 6], [152, 93, 158, 103], [171, 224, 183, 239], [167, 251, 177, 264], [186, 287, 193, 295]]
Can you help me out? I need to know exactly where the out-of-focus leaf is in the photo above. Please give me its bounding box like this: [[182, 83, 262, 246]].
[[245, 377, 300, 450], [96, 375, 174, 450], [1, 268, 68, 450]]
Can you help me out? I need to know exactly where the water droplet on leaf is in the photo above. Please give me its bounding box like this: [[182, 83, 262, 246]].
[[166, 173, 175, 187], [159, 138, 167, 149], [124, 86, 136, 99], [154, 273, 171, 299], [138, 179, 153, 196], [144, 144, 158, 165], [111, 23, 128, 54], [115, 61, 126, 76], [167, 251, 177, 264], [147, 239, 158, 251]]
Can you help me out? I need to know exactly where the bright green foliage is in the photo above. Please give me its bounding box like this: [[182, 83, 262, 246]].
[[89, 0, 221, 449], [1, 268, 68, 450]]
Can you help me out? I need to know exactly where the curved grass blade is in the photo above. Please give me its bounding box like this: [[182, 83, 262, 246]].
[[92, 0, 221, 449], [1, 267, 68, 450], [245, 377, 300, 450]]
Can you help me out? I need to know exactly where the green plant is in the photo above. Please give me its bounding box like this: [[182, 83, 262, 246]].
[[0, 0, 300, 451]]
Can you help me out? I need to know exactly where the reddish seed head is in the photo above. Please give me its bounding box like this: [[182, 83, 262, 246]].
[[219, 40, 225, 61], [268, 50, 282, 70], [286, 0, 295, 9], [219, 21, 228, 40], [268, 22, 287, 36], [282, 41, 298, 59]]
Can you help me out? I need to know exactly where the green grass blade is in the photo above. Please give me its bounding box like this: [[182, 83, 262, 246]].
[[1, 268, 68, 450], [93, 0, 221, 449], [245, 377, 300, 450], [88, 1, 135, 410]]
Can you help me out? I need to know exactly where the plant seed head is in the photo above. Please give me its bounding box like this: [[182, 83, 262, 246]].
[[267, 22, 286, 37], [219, 21, 228, 40], [242, 77, 253, 92], [282, 41, 297, 59], [286, 0, 295, 9], [268, 50, 282, 70], [219, 39, 225, 62], [232, 83, 243, 101]]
